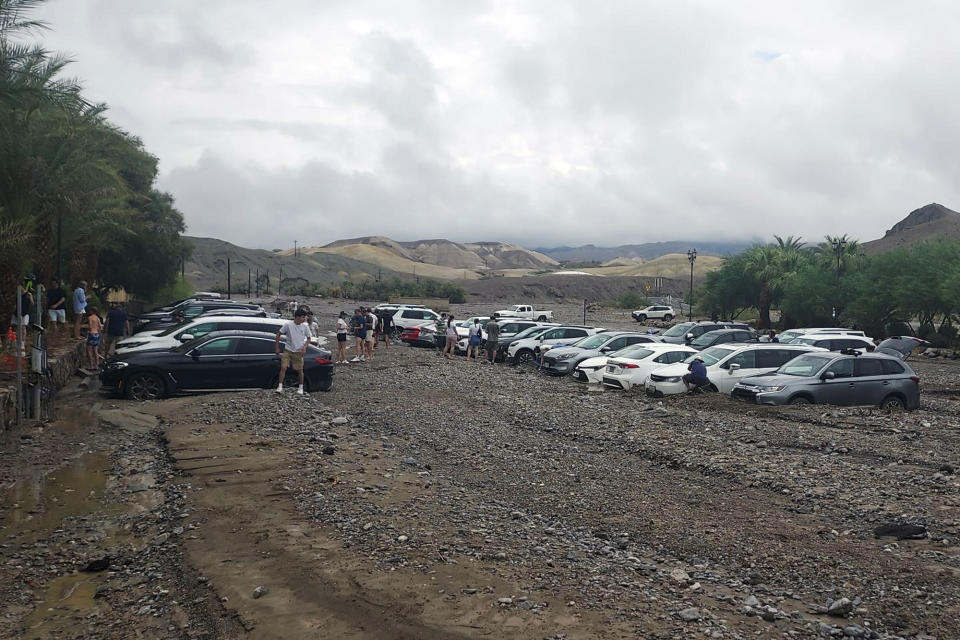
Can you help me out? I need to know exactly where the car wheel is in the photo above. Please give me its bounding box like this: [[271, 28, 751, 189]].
[[788, 395, 812, 405], [663, 314, 673, 321], [125, 373, 165, 401], [515, 349, 534, 365], [636, 314, 647, 322], [537, 315, 548, 322], [880, 395, 906, 410]]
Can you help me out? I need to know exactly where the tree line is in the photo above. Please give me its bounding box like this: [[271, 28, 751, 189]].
[[697, 235, 960, 343], [1, 0, 189, 314]]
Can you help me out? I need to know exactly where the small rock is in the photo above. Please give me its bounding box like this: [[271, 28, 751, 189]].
[[827, 597, 853, 617], [321, 445, 336, 455], [677, 607, 700, 622], [332, 417, 348, 425], [498, 597, 513, 605], [397, 535, 409, 543], [669, 568, 690, 584], [744, 595, 760, 607], [253, 585, 266, 599]]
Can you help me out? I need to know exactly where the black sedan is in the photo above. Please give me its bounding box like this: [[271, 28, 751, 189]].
[[101, 332, 334, 400]]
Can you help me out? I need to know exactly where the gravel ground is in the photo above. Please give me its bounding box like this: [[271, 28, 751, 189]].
[[2, 299, 958, 638]]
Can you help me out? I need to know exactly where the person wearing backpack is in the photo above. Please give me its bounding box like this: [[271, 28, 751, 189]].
[[466, 318, 482, 362]]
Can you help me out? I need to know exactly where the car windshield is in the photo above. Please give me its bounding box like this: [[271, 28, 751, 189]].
[[794, 337, 818, 346], [690, 333, 719, 347], [576, 334, 611, 350], [157, 322, 192, 337], [777, 353, 833, 376], [662, 323, 693, 337], [684, 346, 734, 366], [613, 346, 653, 359]]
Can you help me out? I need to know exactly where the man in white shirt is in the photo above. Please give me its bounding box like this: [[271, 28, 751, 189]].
[[274, 308, 312, 395]]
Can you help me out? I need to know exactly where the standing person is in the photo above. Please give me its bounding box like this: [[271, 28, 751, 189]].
[[46, 280, 66, 334], [484, 317, 500, 364], [288, 299, 298, 318], [306, 310, 320, 343], [86, 306, 102, 369], [102, 302, 130, 357], [466, 318, 482, 362], [274, 308, 311, 395], [335, 311, 349, 363], [379, 309, 393, 348], [365, 307, 377, 359], [351, 308, 366, 362], [443, 315, 457, 359], [72, 280, 87, 339], [435, 313, 448, 355]]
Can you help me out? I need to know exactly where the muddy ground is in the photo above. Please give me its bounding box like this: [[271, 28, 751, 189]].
[[1, 322, 958, 639]]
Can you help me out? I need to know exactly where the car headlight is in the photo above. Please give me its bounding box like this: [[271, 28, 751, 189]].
[[578, 365, 600, 370], [554, 353, 575, 360], [661, 376, 681, 383], [757, 385, 785, 392], [106, 361, 129, 370]]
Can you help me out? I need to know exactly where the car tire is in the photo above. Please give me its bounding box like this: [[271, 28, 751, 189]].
[[880, 394, 906, 410], [636, 314, 647, 322], [536, 315, 547, 322], [125, 373, 165, 401], [788, 395, 812, 405], [515, 349, 534, 365], [663, 314, 673, 321]]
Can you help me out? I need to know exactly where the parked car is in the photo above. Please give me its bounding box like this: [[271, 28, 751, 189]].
[[452, 317, 492, 353], [646, 343, 825, 396], [600, 344, 699, 389], [391, 307, 442, 332], [688, 328, 757, 350], [776, 327, 867, 344], [198, 308, 280, 319], [133, 300, 263, 333], [492, 305, 553, 321], [659, 321, 752, 344], [572, 341, 681, 384], [731, 351, 920, 410], [792, 334, 876, 352], [508, 325, 599, 365], [148, 294, 221, 313], [399, 322, 442, 348], [117, 316, 287, 355], [631, 305, 675, 322], [540, 332, 656, 376], [495, 319, 547, 341], [876, 336, 929, 360], [100, 331, 334, 399]]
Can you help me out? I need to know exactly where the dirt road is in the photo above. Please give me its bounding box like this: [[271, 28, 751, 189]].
[[1, 342, 958, 638]]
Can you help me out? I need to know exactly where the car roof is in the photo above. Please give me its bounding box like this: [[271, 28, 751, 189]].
[[188, 315, 281, 322], [800, 334, 873, 341], [721, 343, 826, 352]]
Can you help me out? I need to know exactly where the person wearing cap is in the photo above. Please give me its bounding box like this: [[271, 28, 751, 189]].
[[274, 308, 311, 395], [683, 356, 710, 392]]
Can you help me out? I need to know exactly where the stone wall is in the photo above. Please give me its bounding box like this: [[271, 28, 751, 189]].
[[0, 341, 86, 431]]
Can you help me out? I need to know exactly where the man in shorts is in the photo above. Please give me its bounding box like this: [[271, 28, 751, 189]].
[[274, 308, 312, 395], [484, 317, 500, 364], [46, 280, 66, 333], [102, 302, 130, 356], [365, 307, 377, 359], [73, 280, 87, 339], [351, 308, 366, 362]]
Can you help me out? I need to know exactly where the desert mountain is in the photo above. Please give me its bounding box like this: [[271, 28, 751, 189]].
[[582, 253, 724, 278], [290, 236, 558, 280], [537, 240, 751, 263], [184, 236, 401, 291], [862, 203, 960, 254]]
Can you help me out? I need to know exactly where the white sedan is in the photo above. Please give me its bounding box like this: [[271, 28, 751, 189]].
[[600, 344, 698, 389], [572, 342, 670, 384]]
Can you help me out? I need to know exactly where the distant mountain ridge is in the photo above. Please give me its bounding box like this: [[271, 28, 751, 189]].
[[536, 240, 752, 263], [862, 203, 960, 254]]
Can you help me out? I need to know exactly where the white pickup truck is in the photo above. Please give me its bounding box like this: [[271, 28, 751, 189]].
[[493, 305, 554, 321]]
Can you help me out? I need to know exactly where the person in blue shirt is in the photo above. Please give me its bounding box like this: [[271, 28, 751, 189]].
[[683, 357, 710, 392], [72, 280, 87, 340]]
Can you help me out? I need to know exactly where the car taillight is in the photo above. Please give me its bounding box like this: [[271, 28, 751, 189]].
[[619, 363, 639, 369], [315, 357, 332, 364], [910, 376, 920, 384]]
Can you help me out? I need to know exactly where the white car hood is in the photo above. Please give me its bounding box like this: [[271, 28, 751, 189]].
[[576, 356, 608, 369]]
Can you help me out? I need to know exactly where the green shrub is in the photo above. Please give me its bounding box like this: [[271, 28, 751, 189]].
[[615, 292, 649, 309]]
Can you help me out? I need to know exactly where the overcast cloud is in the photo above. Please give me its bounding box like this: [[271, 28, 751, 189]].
[[37, 0, 960, 250]]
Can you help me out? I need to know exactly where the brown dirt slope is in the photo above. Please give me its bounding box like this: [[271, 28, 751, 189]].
[[862, 202, 960, 254]]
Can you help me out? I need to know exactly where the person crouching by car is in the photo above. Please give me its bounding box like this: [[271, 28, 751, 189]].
[[683, 356, 709, 392], [275, 308, 311, 395]]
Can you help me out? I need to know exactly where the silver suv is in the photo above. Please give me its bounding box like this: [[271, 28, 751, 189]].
[[731, 351, 920, 410]]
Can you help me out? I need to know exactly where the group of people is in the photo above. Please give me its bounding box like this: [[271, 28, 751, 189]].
[[332, 306, 394, 364], [436, 313, 500, 363], [6, 278, 132, 371]]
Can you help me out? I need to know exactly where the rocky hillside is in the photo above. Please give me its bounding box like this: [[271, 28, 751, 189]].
[[184, 236, 402, 291], [537, 240, 750, 263], [862, 203, 960, 254], [291, 236, 558, 280]]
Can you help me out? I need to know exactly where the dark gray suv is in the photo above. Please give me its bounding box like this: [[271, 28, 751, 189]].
[[731, 351, 920, 410]]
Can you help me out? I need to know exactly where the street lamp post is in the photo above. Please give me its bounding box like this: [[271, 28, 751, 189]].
[[227, 257, 232, 300], [832, 238, 846, 320], [687, 248, 697, 322]]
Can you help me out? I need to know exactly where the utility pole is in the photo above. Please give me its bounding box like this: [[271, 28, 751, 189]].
[[227, 257, 232, 300], [294, 240, 298, 257], [832, 238, 846, 320], [56, 212, 63, 284], [248, 268, 252, 297], [278, 263, 283, 298], [255, 267, 260, 297], [687, 248, 697, 322]]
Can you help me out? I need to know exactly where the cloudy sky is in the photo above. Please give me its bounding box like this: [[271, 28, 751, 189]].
[[37, 0, 960, 250]]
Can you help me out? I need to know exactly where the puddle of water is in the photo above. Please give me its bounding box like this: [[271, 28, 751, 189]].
[[0, 451, 110, 542], [23, 572, 106, 634]]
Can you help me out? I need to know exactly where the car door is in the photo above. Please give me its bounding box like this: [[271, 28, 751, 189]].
[[715, 349, 758, 393], [852, 358, 887, 406], [817, 358, 855, 405], [235, 337, 282, 388], [179, 337, 241, 389]]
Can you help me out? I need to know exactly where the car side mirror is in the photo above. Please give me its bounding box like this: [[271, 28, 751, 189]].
[[179, 333, 194, 342], [685, 333, 694, 341], [822, 371, 835, 380], [728, 363, 740, 372], [600, 347, 612, 353]]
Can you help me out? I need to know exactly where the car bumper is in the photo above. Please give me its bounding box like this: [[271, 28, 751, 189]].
[[645, 380, 685, 396], [572, 368, 603, 383], [540, 357, 574, 375], [602, 375, 635, 390]]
